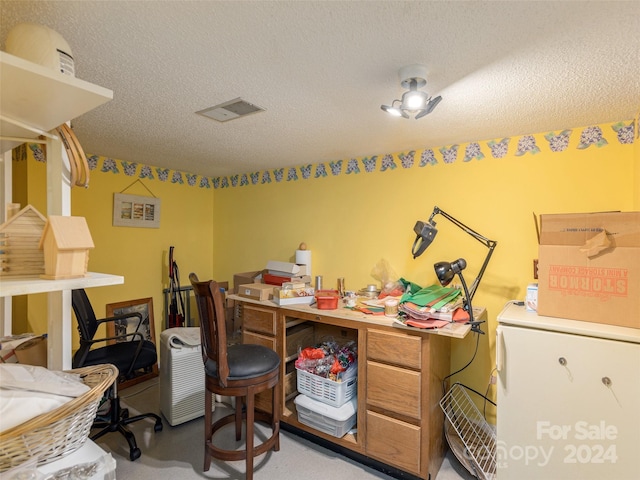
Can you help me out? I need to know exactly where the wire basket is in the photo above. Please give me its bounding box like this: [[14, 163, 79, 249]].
[[440, 383, 496, 480], [0, 363, 118, 472]]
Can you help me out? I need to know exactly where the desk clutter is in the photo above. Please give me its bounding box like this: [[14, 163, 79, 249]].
[[234, 263, 470, 331], [293, 338, 358, 437]]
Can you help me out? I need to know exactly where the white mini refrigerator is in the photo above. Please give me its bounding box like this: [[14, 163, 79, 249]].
[[159, 327, 211, 426], [496, 303, 640, 479]]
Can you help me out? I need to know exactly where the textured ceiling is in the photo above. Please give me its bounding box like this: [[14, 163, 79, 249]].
[[1, 1, 639, 178]]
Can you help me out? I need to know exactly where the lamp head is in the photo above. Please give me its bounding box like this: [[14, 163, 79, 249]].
[[381, 103, 401, 117], [401, 80, 428, 111], [381, 100, 409, 118], [434, 258, 467, 286], [412, 220, 438, 259], [415, 95, 442, 119]]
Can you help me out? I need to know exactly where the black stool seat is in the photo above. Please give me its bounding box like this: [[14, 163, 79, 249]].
[[205, 344, 280, 381]]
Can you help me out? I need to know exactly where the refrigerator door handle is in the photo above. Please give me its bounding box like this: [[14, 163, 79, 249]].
[[496, 326, 504, 372]]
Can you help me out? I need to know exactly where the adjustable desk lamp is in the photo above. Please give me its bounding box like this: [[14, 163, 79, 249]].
[[411, 206, 497, 334]]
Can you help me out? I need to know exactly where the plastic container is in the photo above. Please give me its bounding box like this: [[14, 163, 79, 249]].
[[296, 363, 357, 407], [526, 283, 538, 312], [315, 289, 340, 310], [294, 394, 357, 438], [384, 298, 399, 317]]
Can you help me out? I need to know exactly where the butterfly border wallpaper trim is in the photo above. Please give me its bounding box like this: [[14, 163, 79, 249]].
[[16, 120, 636, 190]]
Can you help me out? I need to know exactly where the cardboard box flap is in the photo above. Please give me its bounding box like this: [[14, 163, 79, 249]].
[[233, 270, 264, 293], [539, 212, 640, 248], [578, 231, 611, 257]]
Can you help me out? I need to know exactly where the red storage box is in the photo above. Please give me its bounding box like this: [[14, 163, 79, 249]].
[[315, 290, 340, 310]]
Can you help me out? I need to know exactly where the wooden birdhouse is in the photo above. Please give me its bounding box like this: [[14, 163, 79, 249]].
[[0, 204, 47, 277], [39, 216, 95, 279]]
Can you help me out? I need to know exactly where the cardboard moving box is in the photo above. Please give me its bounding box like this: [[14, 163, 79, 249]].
[[233, 270, 263, 293], [537, 211, 640, 329], [237, 283, 274, 301]]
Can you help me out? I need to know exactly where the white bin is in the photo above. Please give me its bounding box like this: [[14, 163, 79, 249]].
[[294, 394, 357, 438]]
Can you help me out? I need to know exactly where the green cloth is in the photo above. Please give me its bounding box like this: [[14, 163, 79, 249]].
[[399, 280, 461, 308], [399, 277, 422, 296]]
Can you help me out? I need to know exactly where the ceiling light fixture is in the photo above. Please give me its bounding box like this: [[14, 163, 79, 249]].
[[381, 64, 442, 120]]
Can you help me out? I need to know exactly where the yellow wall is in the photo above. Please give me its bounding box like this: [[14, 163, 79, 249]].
[[15, 119, 637, 423]]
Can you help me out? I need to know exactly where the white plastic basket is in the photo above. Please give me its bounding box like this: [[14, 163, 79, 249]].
[[295, 363, 357, 408]]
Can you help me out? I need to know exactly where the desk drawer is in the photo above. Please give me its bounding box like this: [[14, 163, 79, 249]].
[[242, 330, 276, 350], [367, 360, 421, 419], [242, 305, 277, 335], [366, 410, 421, 475], [367, 329, 421, 369]]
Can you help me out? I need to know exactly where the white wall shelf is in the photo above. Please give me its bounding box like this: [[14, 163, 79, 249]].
[[0, 51, 113, 154], [0, 272, 124, 297], [0, 50, 115, 370]]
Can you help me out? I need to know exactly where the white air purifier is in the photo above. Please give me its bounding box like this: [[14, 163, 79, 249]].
[[159, 327, 212, 426]]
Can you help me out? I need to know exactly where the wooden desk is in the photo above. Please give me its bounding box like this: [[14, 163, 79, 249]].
[[229, 294, 483, 479]]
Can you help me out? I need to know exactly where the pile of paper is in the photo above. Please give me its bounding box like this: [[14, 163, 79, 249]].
[[395, 284, 471, 329]]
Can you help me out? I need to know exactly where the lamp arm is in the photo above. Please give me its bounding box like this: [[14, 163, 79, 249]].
[[455, 270, 485, 335], [432, 206, 495, 249], [456, 271, 473, 321], [431, 206, 498, 302], [468, 241, 497, 301]]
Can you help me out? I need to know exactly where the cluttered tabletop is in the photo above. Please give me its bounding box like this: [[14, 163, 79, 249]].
[[229, 262, 483, 339]]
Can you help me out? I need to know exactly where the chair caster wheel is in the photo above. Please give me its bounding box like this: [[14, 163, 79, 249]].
[[154, 421, 163, 432], [122, 408, 129, 419], [130, 447, 142, 461]]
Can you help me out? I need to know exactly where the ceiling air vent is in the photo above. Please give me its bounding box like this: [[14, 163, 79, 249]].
[[196, 98, 265, 122]]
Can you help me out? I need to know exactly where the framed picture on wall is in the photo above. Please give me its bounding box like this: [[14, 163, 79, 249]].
[[113, 193, 161, 228], [106, 297, 158, 389]]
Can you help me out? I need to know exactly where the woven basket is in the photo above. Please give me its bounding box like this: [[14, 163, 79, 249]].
[[0, 363, 118, 472]]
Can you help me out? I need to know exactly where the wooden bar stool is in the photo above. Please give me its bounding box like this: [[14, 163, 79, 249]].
[[190, 273, 280, 480]]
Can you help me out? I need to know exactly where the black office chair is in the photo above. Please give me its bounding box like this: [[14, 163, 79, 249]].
[[71, 288, 163, 461]]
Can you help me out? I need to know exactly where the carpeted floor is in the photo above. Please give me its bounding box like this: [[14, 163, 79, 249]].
[[93, 378, 475, 480]]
